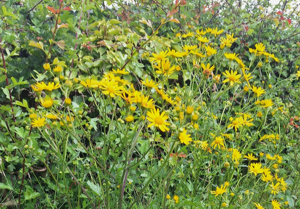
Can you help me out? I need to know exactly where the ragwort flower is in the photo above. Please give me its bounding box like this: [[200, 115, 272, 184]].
[[179, 128, 193, 145], [147, 108, 170, 132], [222, 70, 241, 86]]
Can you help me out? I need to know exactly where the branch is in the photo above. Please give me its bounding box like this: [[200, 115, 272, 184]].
[[27, 0, 44, 13]]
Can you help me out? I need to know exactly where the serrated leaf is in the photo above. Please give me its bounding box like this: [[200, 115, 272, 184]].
[[87, 181, 101, 196]]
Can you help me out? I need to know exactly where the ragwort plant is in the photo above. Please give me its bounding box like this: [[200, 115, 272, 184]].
[[1, 0, 300, 209]]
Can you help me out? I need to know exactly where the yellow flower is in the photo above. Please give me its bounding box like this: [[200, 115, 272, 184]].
[[112, 68, 129, 75], [222, 70, 241, 86], [65, 98, 72, 105], [46, 113, 58, 120], [260, 99, 273, 108], [197, 36, 209, 43], [252, 86, 265, 97], [222, 202, 227, 207], [186, 106, 194, 114], [211, 184, 227, 196], [99, 80, 124, 98], [29, 113, 37, 119], [43, 63, 51, 71], [154, 58, 175, 76], [244, 86, 249, 92], [228, 117, 243, 131], [53, 65, 63, 74], [271, 200, 281, 209], [147, 108, 170, 132], [179, 128, 193, 145], [125, 115, 134, 123], [149, 50, 168, 63], [210, 27, 223, 36], [296, 71, 300, 80], [270, 182, 280, 195], [211, 136, 225, 149], [205, 45, 217, 56], [201, 63, 215, 78], [254, 203, 265, 209], [249, 163, 264, 176], [232, 149, 241, 162], [142, 79, 158, 88], [31, 117, 46, 128], [244, 153, 258, 161], [173, 195, 179, 203], [224, 53, 238, 61], [166, 194, 171, 199], [80, 79, 100, 89], [41, 96, 53, 108], [257, 62, 263, 68], [31, 84, 43, 92]]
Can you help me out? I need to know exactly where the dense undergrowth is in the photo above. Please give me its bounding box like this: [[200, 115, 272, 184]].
[[0, 0, 300, 208]]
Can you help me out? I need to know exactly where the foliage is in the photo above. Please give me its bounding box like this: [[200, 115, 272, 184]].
[[1, 0, 300, 209]]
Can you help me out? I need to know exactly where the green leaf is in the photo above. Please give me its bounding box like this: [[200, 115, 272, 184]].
[[14, 99, 29, 109], [87, 180, 101, 196], [0, 182, 13, 190], [25, 190, 40, 201], [247, 28, 255, 35], [109, 19, 121, 25], [90, 118, 99, 131], [0, 75, 6, 83]]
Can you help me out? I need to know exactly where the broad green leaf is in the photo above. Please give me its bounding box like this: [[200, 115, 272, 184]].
[[0, 182, 13, 190], [87, 181, 101, 196]]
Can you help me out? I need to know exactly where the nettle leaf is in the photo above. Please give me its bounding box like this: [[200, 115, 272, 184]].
[[87, 180, 101, 196]]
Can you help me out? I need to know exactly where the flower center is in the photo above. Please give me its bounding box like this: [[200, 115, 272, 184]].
[[107, 86, 115, 93], [154, 116, 164, 125], [228, 75, 236, 81]]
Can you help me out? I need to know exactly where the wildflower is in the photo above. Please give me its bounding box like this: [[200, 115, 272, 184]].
[[31, 117, 46, 128], [249, 163, 264, 176], [222, 203, 227, 207], [46, 113, 58, 120], [179, 128, 192, 145], [166, 194, 170, 199], [205, 45, 217, 56], [130, 106, 136, 112], [154, 58, 175, 76], [280, 178, 287, 192], [80, 79, 99, 89], [254, 203, 265, 209], [201, 63, 215, 78], [112, 68, 129, 75], [224, 162, 230, 168], [43, 63, 51, 71], [270, 182, 280, 195], [211, 136, 225, 149], [192, 114, 199, 121], [186, 106, 194, 114], [196, 29, 207, 36], [147, 108, 170, 132], [211, 184, 227, 197], [197, 36, 209, 43], [244, 86, 249, 92], [228, 117, 243, 131], [149, 50, 168, 63], [232, 149, 241, 162], [262, 173, 273, 182], [31, 84, 43, 93], [257, 62, 263, 68], [29, 113, 37, 119], [210, 27, 223, 36], [271, 200, 281, 209], [173, 195, 179, 203], [224, 182, 230, 187], [224, 53, 239, 61], [260, 99, 273, 108], [99, 80, 123, 98], [252, 86, 265, 97], [41, 96, 53, 108], [222, 70, 241, 86], [245, 190, 249, 195], [125, 115, 134, 123], [244, 153, 258, 161], [257, 111, 263, 117], [53, 65, 63, 74], [65, 98, 71, 105], [213, 74, 221, 83]]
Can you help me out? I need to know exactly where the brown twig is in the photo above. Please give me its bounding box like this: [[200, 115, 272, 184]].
[[27, 0, 44, 13]]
